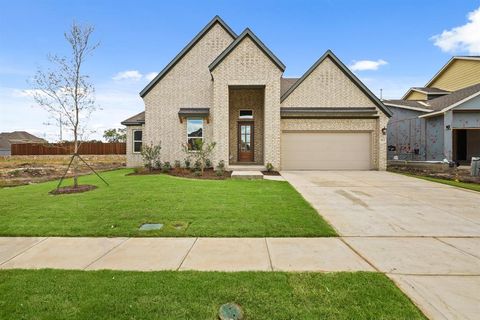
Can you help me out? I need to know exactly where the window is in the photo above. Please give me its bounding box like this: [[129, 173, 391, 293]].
[[133, 130, 142, 153], [239, 109, 253, 119], [187, 118, 203, 150]]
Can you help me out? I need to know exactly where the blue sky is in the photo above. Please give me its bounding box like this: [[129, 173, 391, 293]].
[[1, 0, 479, 141]]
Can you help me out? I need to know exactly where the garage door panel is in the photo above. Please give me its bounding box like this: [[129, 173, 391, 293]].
[[281, 132, 372, 170]]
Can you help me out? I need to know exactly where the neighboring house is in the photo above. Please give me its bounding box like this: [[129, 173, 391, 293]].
[[384, 56, 480, 163], [122, 16, 391, 170], [0, 131, 47, 155]]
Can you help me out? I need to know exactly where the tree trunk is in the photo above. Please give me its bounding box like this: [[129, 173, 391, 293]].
[[73, 126, 79, 188]]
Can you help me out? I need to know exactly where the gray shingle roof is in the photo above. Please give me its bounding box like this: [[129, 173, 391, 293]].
[[0, 131, 47, 150], [383, 99, 432, 110], [427, 83, 480, 111], [411, 87, 450, 94], [281, 78, 299, 96], [121, 111, 145, 126]]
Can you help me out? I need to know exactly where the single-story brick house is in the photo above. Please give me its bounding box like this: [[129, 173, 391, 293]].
[[122, 16, 391, 170], [384, 56, 480, 163]]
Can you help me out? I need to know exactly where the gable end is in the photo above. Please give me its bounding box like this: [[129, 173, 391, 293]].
[[139, 16, 237, 98], [281, 50, 392, 117], [209, 28, 285, 72]]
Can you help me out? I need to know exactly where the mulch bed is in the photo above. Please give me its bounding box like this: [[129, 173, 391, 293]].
[[129, 168, 231, 180], [388, 166, 480, 184], [262, 171, 281, 176], [49, 184, 98, 195]]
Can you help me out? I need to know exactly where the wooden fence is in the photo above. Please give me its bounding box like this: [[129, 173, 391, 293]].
[[11, 142, 126, 155]]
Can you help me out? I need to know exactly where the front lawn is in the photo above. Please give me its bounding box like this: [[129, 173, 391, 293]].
[[0, 169, 335, 237], [0, 270, 425, 320], [400, 172, 480, 193]]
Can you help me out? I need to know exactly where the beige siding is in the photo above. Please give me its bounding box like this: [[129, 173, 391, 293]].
[[142, 23, 234, 164], [211, 36, 283, 169], [429, 59, 480, 91], [281, 57, 377, 108], [405, 90, 427, 101]]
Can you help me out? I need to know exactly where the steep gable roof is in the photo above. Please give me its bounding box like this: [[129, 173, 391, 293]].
[[139, 16, 237, 98], [209, 28, 286, 72], [121, 111, 145, 126], [281, 50, 392, 117]]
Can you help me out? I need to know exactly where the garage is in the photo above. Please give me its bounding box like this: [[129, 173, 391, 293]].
[[281, 131, 372, 170]]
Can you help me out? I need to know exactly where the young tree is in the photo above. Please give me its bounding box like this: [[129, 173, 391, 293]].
[[31, 22, 99, 188], [103, 128, 126, 143], [182, 140, 216, 174]]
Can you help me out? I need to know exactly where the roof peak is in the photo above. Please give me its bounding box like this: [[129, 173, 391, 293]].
[[209, 27, 285, 72], [139, 16, 237, 97]]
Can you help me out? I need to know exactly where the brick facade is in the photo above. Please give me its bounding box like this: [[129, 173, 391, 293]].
[[123, 18, 389, 171]]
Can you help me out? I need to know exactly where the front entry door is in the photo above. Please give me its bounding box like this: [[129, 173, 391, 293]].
[[238, 122, 254, 162]]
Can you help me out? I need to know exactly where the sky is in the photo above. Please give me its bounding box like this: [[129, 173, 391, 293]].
[[1, 0, 479, 141]]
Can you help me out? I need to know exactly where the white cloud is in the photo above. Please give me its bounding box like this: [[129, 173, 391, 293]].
[[349, 59, 388, 72], [145, 72, 157, 81], [432, 7, 480, 54], [112, 70, 143, 81]]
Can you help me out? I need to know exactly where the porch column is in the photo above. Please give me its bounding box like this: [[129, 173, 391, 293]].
[[444, 111, 453, 161]]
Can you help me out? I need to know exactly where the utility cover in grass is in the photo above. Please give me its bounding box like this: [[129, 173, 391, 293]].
[[219, 303, 244, 320], [139, 223, 163, 231]]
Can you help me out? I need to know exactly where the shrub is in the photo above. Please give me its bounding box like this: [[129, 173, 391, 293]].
[[216, 160, 225, 170], [162, 161, 171, 173], [182, 141, 216, 174], [205, 158, 212, 169], [184, 158, 191, 169], [266, 163, 274, 172], [193, 160, 202, 172], [194, 170, 202, 177], [215, 169, 224, 177], [154, 159, 162, 170], [174, 160, 181, 169], [141, 143, 161, 172]]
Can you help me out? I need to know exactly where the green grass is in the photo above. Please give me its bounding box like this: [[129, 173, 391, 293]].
[[0, 269, 425, 320], [0, 169, 335, 237], [399, 172, 480, 193]]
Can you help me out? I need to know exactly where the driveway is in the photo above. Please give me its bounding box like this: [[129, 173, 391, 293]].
[[282, 171, 480, 320]]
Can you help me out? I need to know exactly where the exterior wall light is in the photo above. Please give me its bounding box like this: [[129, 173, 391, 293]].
[[446, 125, 451, 130], [381, 127, 387, 135]]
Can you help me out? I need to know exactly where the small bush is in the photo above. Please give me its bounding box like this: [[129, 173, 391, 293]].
[[217, 160, 225, 170], [184, 158, 191, 169], [194, 160, 202, 172], [215, 169, 224, 176], [174, 160, 181, 169], [266, 163, 274, 172], [205, 158, 212, 169], [194, 170, 202, 177], [162, 162, 171, 173], [154, 159, 162, 170], [141, 143, 162, 172]]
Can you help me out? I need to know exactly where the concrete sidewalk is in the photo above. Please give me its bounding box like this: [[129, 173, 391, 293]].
[[0, 237, 372, 272], [1, 236, 479, 319]]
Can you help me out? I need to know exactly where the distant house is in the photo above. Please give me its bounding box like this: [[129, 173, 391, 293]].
[[0, 131, 47, 156], [384, 56, 480, 163]]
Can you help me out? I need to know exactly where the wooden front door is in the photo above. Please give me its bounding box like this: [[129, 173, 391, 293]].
[[238, 122, 254, 162]]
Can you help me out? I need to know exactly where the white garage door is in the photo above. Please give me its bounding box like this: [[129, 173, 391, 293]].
[[281, 131, 372, 170]]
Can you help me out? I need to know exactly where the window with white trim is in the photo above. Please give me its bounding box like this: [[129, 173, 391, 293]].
[[133, 130, 142, 153], [187, 118, 203, 150], [239, 109, 253, 119]]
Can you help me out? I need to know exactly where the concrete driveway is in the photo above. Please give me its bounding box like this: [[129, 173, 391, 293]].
[[282, 171, 480, 237], [282, 171, 480, 320]]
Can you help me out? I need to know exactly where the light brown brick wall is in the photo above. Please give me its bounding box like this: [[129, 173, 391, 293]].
[[141, 23, 234, 165], [228, 88, 264, 164], [282, 56, 377, 108], [125, 125, 144, 167], [211, 36, 282, 169]]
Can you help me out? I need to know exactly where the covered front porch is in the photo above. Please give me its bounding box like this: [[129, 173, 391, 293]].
[[228, 86, 265, 166]]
